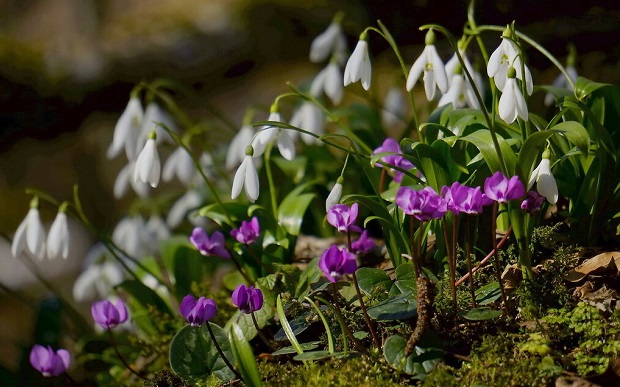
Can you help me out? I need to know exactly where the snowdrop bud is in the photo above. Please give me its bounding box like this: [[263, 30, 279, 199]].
[[133, 130, 160, 188], [162, 146, 194, 186], [527, 150, 558, 205], [325, 177, 344, 212], [47, 202, 70, 259], [12, 196, 46, 260], [343, 32, 371, 90], [231, 146, 260, 202], [107, 96, 143, 160]]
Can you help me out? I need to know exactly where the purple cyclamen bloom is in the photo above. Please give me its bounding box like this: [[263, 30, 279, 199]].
[[230, 217, 260, 245], [395, 186, 447, 221], [91, 299, 128, 329], [484, 171, 526, 204], [351, 229, 375, 255], [231, 284, 264, 314], [521, 191, 545, 214], [373, 138, 414, 183], [319, 244, 358, 282], [180, 295, 217, 326], [190, 227, 231, 259], [29, 345, 71, 377], [441, 182, 488, 215], [327, 203, 361, 233]]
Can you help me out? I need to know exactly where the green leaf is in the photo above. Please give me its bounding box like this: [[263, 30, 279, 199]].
[[161, 237, 212, 300], [295, 258, 322, 299], [278, 193, 315, 236], [460, 307, 503, 320], [383, 335, 441, 377], [199, 202, 251, 227], [169, 323, 236, 382], [515, 130, 554, 183], [459, 130, 517, 174], [118, 280, 173, 316], [367, 291, 418, 321], [229, 323, 263, 387], [355, 267, 391, 295], [272, 342, 321, 355], [293, 351, 337, 361], [575, 76, 612, 100], [550, 121, 590, 156], [276, 294, 304, 355], [475, 282, 502, 306]]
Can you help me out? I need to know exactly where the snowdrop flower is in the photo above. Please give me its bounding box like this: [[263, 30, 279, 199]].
[[544, 65, 578, 106], [382, 86, 407, 130], [528, 152, 558, 205], [162, 146, 194, 186], [139, 101, 175, 147], [47, 203, 70, 259], [343, 32, 371, 91], [309, 14, 347, 64], [113, 161, 150, 199], [226, 125, 254, 170], [231, 146, 260, 203], [325, 177, 343, 212], [252, 108, 296, 160], [73, 252, 125, 303], [112, 215, 150, 259], [406, 29, 448, 101], [134, 130, 160, 188], [12, 197, 46, 260], [146, 214, 170, 243], [487, 26, 533, 95], [498, 67, 528, 123], [438, 70, 480, 109], [290, 101, 325, 145], [310, 61, 344, 105], [166, 190, 203, 228], [107, 96, 143, 160]]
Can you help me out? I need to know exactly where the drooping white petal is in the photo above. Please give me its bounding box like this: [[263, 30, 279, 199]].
[[406, 52, 427, 91], [140, 102, 175, 146], [167, 190, 203, 228], [231, 157, 248, 200], [310, 22, 344, 63], [47, 212, 69, 259], [11, 216, 28, 258], [226, 126, 254, 170], [107, 97, 143, 160], [277, 131, 296, 160], [325, 182, 343, 212], [134, 138, 160, 188], [344, 40, 371, 90], [323, 63, 344, 104], [163, 147, 194, 186], [244, 157, 259, 202], [527, 162, 542, 190], [429, 46, 448, 93], [529, 159, 558, 205], [26, 208, 46, 260], [290, 102, 325, 145], [382, 86, 407, 129]]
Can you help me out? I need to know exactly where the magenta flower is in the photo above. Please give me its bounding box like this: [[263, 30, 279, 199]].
[[190, 227, 231, 259], [441, 182, 489, 215], [521, 191, 545, 214], [484, 171, 526, 204], [29, 345, 71, 377], [351, 229, 375, 255], [91, 299, 128, 329], [319, 244, 357, 282], [327, 203, 361, 233], [231, 284, 264, 314], [230, 217, 260, 245], [395, 186, 447, 221], [180, 295, 217, 326], [373, 138, 414, 183]]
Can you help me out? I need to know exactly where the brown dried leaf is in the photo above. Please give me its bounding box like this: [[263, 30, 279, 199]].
[[564, 252, 620, 282]]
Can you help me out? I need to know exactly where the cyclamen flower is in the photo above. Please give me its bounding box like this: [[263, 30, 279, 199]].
[[487, 28, 533, 95], [12, 198, 46, 260], [231, 284, 264, 314], [521, 191, 545, 214], [180, 295, 216, 326], [351, 229, 375, 255], [327, 203, 361, 233], [406, 30, 448, 100], [343, 35, 371, 91], [319, 244, 357, 283], [309, 18, 347, 64], [231, 146, 260, 203], [290, 101, 325, 145], [133, 131, 160, 188], [441, 183, 489, 215], [498, 68, 528, 123], [528, 157, 558, 205], [107, 96, 143, 160], [29, 345, 70, 377], [47, 207, 70, 259], [373, 138, 414, 183], [252, 110, 296, 160], [231, 217, 260, 245], [484, 171, 525, 204], [91, 299, 128, 329], [310, 62, 344, 105], [325, 178, 343, 212], [395, 186, 447, 221], [190, 227, 231, 259]]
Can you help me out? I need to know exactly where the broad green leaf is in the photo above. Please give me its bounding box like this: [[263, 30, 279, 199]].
[[367, 291, 418, 321], [550, 121, 590, 156], [199, 202, 251, 227], [272, 342, 321, 355], [295, 258, 322, 299], [274, 311, 314, 341], [575, 76, 611, 100], [383, 335, 441, 377], [276, 294, 304, 356], [278, 181, 317, 236], [293, 351, 337, 361], [169, 323, 236, 382], [460, 307, 503, 320], [356, 267, 391, 295], [229, 323, 263, 387], [475, 282, 502, 306], [515, 130, 554, 183], [118, 280, 173, 317], [459, 130, 517, 174]]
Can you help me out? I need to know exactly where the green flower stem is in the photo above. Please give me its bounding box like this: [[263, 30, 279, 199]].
[[409, 216, 420, 279], [245, 246, 275, 275], [250, 310, 276, 352], [205, 323, 243, 380], [508, 202, 534, 281], [304, 296, 335, 354], [263, 142, 279, 221], [107, 328, 148, 380], [491, 202, 510, 313], [329, 284, 367, 354], [464, 215, 477, 308], [441, 217, 458, 310], [229, 252, 254, 284], [314, 295, 348, 354]]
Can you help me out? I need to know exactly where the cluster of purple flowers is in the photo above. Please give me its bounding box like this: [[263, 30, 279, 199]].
[[179, 285, 264, 326], [189, 217, 261, 258], [372, 138, 414, 183]]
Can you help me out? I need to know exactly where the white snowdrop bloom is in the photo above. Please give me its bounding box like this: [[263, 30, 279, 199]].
[[232, 147, 260, 203], [310, 19, 347, 64], [438, 73, 480, 109], [343, 36, 371, 91], [252, 111, 296, 160], [113, 161, 150, 199], [290, 102, 325, 145], [487, 30, 533, 95], [146, 214, 170, 244], [445, 50, 475, 87], [107, 96, 143, 160], [226, 125, 255, 170], [112, 215, 149, 259], [544, 65, 578, 106], [498, 69, 528, 123], [528, 156, 558, 205], [325, 178, 343, 212], [134, 131, 161, 188], [139, 101, 175, 146], [162, 146, 194, 186], [47, 208, 70, 259], [12, 199, 46, 260], [73, 260, 124, 302], [166, 190, 204, 229], [310, 61, 344, 105], [406, 30, 448, 101], [382, 86, 407, 130]]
